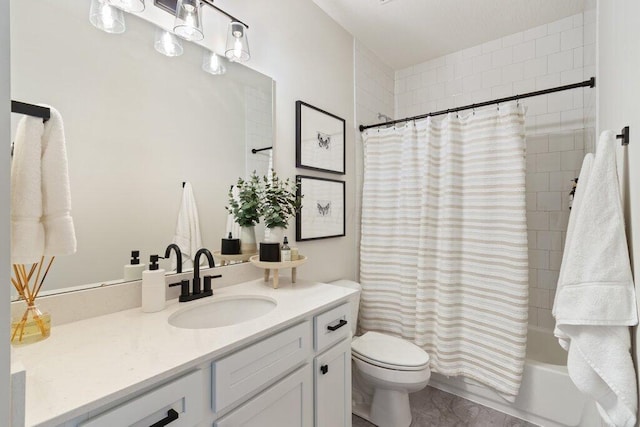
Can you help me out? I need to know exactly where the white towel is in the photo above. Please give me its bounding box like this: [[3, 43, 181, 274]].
[[11, 106, 76, 264], [172, 182, 202, 270], [553, 130, 638, 427]]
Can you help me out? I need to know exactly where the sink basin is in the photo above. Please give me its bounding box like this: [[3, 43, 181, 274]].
[[168, 295, 277, 329]]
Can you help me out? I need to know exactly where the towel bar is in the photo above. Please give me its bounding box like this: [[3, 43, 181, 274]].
[[616, 126, 630, 146]]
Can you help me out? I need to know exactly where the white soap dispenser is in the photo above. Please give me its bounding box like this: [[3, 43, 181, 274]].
[[124, 250, 146, 281], [141, 255, 166, 313]]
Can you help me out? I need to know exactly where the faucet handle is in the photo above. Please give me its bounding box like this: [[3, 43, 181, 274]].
[[203, 274, 222, 295], [169, 279, 190, 301]]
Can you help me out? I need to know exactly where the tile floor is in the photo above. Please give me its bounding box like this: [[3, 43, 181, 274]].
[[351, 386, 538, 427]]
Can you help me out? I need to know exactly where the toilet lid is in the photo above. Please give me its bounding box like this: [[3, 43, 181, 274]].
[[352, 332, 430, 370]]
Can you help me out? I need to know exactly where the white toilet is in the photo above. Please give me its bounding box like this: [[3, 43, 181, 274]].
[[330, 280, 431, 427]]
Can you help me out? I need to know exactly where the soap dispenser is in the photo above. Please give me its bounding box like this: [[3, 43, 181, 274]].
[[141, 255, 166, 313], [124, 250, 145, 281]]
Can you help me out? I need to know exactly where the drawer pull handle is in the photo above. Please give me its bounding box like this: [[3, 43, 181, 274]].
[[327, 319, 348, 331], [321, 364, 329, 375], [149, 409, 179, 427]]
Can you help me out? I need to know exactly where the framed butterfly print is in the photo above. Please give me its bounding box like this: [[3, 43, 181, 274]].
[[296, 175, 345, 241], [296, 101, 346, 174]]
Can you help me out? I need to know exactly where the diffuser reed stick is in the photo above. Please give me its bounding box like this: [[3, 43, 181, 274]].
[[10, 256, 54, 345]]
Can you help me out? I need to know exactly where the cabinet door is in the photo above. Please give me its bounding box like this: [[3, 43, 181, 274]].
[[214, 365, 313, 427], [314, 338, 352, 427]]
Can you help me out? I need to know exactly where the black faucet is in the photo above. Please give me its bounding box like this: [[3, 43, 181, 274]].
[[164, 243, 183, 273], [169, 248, 220, 302]]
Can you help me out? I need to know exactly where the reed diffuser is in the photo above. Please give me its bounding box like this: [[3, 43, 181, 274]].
[[10, 256, 55, 345]]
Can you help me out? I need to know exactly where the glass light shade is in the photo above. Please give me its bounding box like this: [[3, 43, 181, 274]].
[[109, 0, 145, 13], [202, 51, 226, 75], [90, 0, 126, 34], [154, 29, 184, 57], [225, 22, 250, 62], [173, 0, 204, 41]]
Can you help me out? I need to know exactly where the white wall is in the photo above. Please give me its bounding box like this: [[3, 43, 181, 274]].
[[596, 1, 640, 422], [393, 12, 595, 330], [1, 0, 10, 423], [219, 0, 357, 282]]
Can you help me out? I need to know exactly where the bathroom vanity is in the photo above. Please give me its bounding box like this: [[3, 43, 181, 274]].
[[12, 279, 355, 427]]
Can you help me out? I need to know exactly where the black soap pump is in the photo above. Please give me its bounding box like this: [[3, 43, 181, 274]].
[[123, 250, 146, 281], [221, 232, 241, 255]]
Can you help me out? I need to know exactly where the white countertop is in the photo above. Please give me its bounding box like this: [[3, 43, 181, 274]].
[[12, 279, 355, 427]]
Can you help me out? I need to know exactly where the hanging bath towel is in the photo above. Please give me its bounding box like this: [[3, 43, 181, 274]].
[[11, 106, 76, 264], [553, 131, 638, 427], [172, 182, 202, 269], [360, 103, 528, 401]]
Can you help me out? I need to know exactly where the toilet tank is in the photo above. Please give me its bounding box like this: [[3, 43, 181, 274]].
[[329, 280, 361, 336]]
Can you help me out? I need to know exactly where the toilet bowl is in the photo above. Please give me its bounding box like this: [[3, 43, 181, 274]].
[[330, 280, 431, 427]]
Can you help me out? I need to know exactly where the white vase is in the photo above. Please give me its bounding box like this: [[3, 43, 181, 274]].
[[240, 226, 257, 254], [265, 226, 286, 244]]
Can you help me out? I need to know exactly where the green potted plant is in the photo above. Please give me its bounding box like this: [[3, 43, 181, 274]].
[[261, 170, 302, 244], [226, 172, 262, 254]]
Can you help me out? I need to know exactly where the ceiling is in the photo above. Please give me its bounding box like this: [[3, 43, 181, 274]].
[[312, 0, 585, 70]]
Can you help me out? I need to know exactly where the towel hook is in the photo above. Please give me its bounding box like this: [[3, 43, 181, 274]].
[[616, 126, 630, 146]]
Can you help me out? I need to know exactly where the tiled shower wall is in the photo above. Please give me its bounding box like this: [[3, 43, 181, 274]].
[[357, 12, 595, 331]]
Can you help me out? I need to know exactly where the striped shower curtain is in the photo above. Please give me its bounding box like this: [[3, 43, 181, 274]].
[[360, 103, 529, 401]]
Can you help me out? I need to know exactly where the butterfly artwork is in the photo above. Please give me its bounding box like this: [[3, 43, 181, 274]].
[[316, 201, 331, 217], [316, 131, 331, 150]]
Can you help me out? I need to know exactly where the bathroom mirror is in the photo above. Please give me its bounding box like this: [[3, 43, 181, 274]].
[[10, 0, 274, 296]]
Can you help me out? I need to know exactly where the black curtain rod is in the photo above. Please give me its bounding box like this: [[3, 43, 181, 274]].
[[251, 146, 272, 154], [359, 77, 596, 132], [11, 100, 50, 122]]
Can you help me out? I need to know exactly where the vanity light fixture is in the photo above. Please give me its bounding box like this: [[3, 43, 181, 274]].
[[89, 0, 126, 34], [173, 0, 204, 41], [109, 0, 145, 13], [154, 29, 184, 57], [202, 51, 226, 75], [225, 21, 250, 62]]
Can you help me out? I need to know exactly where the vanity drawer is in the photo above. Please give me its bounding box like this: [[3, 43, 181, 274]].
[[212, 321, 312, 413], [79, 370, 203, 427], [314, 303, 350, 353]]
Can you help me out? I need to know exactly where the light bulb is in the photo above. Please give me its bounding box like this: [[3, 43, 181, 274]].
[[233, 38, 242, 59]]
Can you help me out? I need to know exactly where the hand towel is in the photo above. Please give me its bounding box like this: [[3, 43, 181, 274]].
[[11, 106, 76, 264], [172, 182, 202, 270], [553, 130, 638, 427]]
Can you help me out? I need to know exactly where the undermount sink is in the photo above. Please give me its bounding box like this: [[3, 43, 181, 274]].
[[168, 295, 277, 329]]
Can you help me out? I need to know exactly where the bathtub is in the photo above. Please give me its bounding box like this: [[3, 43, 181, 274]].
[[429, 326, 602, 427]]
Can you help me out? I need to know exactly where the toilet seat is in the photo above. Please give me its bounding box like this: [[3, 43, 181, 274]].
[[352, 332, 430, 371]]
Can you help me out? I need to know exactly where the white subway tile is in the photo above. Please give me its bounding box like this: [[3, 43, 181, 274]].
[[454, 58, 473, 79], [549, 211, 570, 231], [526, 134, 549, 154], [445, 79, 463, 97], [529, 268, 538, 287], [549, 133, 575, 152], [550, 250, 563, 271], [538, 270, 560, 290], [560, 68, 584, 85], [549, 171, 573, 192], [526, 193, 537, 212], [536, 33, 561, 57], [396, 67, 413, 79], [421, 68, 437, 86], [502, 31, 524, 48], [513, 40, 536, 63], [471, 88, 492, 103], [536, 112, 562, 134], [529, 249, 550, 269], [537, 192, 561, 211], [548, 16, 574, 34], [523, 57, 548, 79], [573, 13, 584, 28], [584, 45, 596, 66], [492, 47, 513, 68], [462, 44, 483, 59], [430, 82, 445, 99], [472, 54, 492, 74], [462, 74, 482, 92], [537, 152, 562, 172], [482, 38, 502, 54], [501, 62, 524, 84], [482, 68, 502, 88], [573, 47, 584, 68], [538, 230, 562, 251], [524, 24, 548, 41], [513, 78, 536, 94], [535, 288, 551, 309], [561, 150, 585, 171], [537, 308, 556, 329], [536, 73, 561, 90], [584, 22, 596, 45], [436, 97, 454, 110], [526, 172, 549, 192], [548, 50, 574, 74], [528, 307, 539, 326], [561, 27, 583, 51], [436, 65, 454, 83], [407, 73, 421, 91], [574, 130, 586, 150], [491, 83, 512, 98], [548, 91, 575, 113], [561, 108, 584, 130]]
